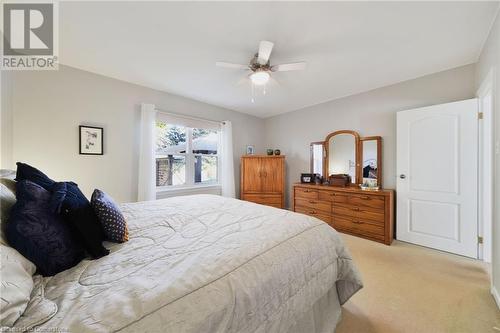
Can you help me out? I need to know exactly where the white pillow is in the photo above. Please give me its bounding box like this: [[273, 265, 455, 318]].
[[0, 245, 36, 327], [0, 182, 16, 246]]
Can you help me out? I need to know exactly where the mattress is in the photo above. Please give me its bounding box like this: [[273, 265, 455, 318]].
[[18, 195, 362, 332]]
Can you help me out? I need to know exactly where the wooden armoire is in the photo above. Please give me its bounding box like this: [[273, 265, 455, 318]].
[[240, 155, 285, 209]]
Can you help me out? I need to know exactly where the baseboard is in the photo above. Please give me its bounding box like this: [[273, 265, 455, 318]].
[[492, 286, 500, 310]]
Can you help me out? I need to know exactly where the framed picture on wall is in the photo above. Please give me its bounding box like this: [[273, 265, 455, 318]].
[[79, 125, 103, 155]]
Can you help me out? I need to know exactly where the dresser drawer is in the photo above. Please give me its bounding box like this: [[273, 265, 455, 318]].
[[332, 204, 354, 218], [318, 190, 335, 202], [295, 198, 331, 214], [333, 193, 350, 204], [295, 187, 318, 200], [349, 194, 385, 210], [355, 219, 385, 236], [243, 194, 282, 206], [355, 208, 385, 224], [332, 215, 356, 233], [295, 207, 331, 223], [333, 216, 385, 239]]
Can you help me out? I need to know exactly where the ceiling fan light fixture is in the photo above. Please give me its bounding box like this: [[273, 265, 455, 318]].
[[250, 71, 270, 85]]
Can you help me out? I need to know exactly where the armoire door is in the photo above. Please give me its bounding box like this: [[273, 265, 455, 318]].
[[396, 99, 478, 258], [261, 157, 283, 193], [242, 158, 262, 193]]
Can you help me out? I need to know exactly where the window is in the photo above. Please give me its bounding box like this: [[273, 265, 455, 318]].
[[156, 118, 220, 188]]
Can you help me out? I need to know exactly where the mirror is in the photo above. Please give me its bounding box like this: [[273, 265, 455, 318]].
[[310, 142, 324, 176], [361, 136, 382, 187], [311, 130, 382, 187], [325, 131, 360, 184]]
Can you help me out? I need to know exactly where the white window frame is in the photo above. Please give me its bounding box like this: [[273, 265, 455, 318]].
[[155, 119, 221, 192]]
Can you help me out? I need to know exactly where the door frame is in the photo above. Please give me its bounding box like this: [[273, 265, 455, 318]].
[[477, 68, 496, 264]]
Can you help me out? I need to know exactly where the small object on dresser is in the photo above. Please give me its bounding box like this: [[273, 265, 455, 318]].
[[314, 175, 322, 185], [266, 149, 274, 156], [246, 145, 255, 155], [360, 180, 380, 191], [329, 174, 351, 187], [301, 173, 314, 183], [274, 149, 281, 155]]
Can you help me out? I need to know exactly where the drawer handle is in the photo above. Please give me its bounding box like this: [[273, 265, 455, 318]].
[[360, 196, 370, 200], [309, 211, 317, 215], [352, 207, 359, 211], [304, 190, 311, 193], [309, 200, 316, 204]]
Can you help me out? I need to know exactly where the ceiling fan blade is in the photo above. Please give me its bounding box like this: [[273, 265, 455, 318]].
[[257, 41, 274, 65], [216, 62, 249, 70], [271, 62, 307, 72]]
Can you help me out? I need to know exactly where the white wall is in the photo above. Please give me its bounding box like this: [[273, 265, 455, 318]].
[[265, 64, 476, 208], [0, 71, 14, 169], [0, 65, 265, 203], [476, 9, 500, 308]]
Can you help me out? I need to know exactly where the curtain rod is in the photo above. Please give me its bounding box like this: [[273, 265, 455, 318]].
[[155, 108, 225, 126]]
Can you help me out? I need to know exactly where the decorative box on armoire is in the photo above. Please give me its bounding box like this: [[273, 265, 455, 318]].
[[240, 155, 285, 209]]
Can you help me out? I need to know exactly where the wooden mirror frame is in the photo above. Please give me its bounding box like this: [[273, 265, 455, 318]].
[[360, 136, 382, 187], [324, 130, 361, 184], [310, 141, 325, 176]]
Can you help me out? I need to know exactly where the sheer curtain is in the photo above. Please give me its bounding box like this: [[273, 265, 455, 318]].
[[137, 103, 157, 201], [220, 121, 235, 198]]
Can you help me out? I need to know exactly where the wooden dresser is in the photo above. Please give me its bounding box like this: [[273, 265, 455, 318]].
[[241, 155, 285, 209], [293, 183, 394, 245]]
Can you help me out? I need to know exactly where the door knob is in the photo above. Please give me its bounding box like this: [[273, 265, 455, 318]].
[[399, 174, 406, 179]]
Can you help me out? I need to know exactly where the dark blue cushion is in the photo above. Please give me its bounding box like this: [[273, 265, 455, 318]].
[[91, 189, 129, 243], [7, 180, 85, 276], [15, 162, 55, 190], [60, 183, 109, 258], [49, 182, 67, 213], [15, 162, 109, 259]]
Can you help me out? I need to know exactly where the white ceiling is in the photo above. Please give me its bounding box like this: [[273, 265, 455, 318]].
[[59, 1, 499, 118]]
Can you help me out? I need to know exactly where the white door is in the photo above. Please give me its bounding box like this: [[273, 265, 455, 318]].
[[397, 99, 478, 258]]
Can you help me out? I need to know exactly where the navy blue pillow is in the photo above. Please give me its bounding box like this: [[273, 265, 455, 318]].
[[7, 180, 85, 276], [15, 162, 55, 190], [60, 182, 109, 258], [91, 189, 129, 243], [15, 162, 109, 258], [49, 182, 67, 213]]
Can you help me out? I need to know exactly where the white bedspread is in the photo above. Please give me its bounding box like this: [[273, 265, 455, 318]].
[[21, 195, 362, 332]]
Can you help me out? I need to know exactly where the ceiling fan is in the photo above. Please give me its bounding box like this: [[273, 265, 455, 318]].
[[216, 41, 306, 87]]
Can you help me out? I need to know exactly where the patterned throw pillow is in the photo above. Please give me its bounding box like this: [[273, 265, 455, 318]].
[[91, 189, 129, 243]]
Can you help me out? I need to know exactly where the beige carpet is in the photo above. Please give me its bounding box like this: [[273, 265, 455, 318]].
[[336, 234, 500, 333]]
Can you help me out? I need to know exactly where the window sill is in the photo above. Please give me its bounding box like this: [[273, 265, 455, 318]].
[[156, 184, 221, 195]]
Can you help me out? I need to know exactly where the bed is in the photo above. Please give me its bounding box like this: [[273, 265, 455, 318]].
[[13, 194, 362, 332]]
